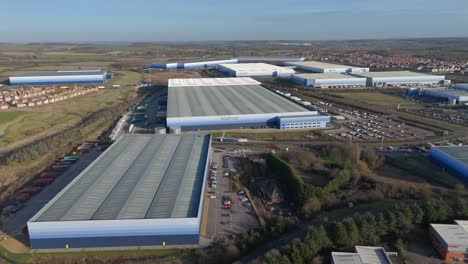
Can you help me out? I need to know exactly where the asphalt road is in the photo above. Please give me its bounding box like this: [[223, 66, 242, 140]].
[[2, 148, 102, 237], [130, 88, 166, 134]]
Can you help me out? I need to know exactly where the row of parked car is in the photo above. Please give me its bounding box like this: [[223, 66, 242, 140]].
[[1, 143, 95, 218]]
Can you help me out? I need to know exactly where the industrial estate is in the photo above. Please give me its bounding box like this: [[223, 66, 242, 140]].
[[0, 40, 468, 264]]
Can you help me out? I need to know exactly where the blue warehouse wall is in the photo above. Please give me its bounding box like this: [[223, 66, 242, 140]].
[[10, 74, 107, 86], [31, 234, 199, 249], [430, 147, 468, 179]]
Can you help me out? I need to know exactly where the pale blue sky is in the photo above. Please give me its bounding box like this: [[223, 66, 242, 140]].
[[1, 0, 467, 42]]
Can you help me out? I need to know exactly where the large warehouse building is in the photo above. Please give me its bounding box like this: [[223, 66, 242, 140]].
[[284, 61, 369, 73], [430, 220, 468, 262], [352, 71, 446, 87], [28, 134, 211, 249], [430, 146, 468, 178], [234, 56, 305, 63], [9, 70, 107, 86], [217, 63, 295, 77], [455, 83, 468, 91], [167, 77, 330, 131], [422, 88, 468, 105], [147, 59, 238, 70], [291, 73, 367, 88]]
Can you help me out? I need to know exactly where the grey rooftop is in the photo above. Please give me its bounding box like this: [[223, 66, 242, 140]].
[[14, 70, 107, 77], [431, 223, 468, 247], [433, 146, 468, 165], [167, 83, 310, 118], [293, 73, 365, 79], [31, 134, 210, 222], [353, 71, 437, 78]]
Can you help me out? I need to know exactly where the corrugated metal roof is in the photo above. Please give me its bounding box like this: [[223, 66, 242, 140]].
[[332, 246, 392, 264], [331, 253, 363, 264], [167, 83, 309, 118], [293, 73, 365, 80], [433, 146, 468, 165], [235, 56, 305, 62], [285, 61, 367, 70], [168, 77, 260, 87], [353, 71, 439, 78], [218, 63, 295, 74], [14, 70, 106, 77], [355, 246, 392, 264], [33, 134, 210, 222], [431, 223, 468, 246]]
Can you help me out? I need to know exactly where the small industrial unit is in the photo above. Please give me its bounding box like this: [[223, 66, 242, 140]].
[[284, 61, 369, 73], [217, 63, 295, 77], [9, 70, 107, 85], [166, 77, 330, 131], [147, 59, 238, 70], [352, 71, 446, 87], [291, 73, 367, 88], [430, 220, 468, 262], [28, 134, 211, 249], [430, 146, 468, 178], [332, 246, 393, 264]]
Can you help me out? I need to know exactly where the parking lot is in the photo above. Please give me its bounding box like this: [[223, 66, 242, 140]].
[[205, 150, 259, 239], [314, 101, 435, 142], [2, 148, 103, 238]]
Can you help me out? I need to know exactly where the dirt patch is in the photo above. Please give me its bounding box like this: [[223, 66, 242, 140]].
[[0, 232, 28, 253]]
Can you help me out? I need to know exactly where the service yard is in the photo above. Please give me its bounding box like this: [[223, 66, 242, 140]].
[[205, 150, 259, 240], [2, 147, 103, 242]]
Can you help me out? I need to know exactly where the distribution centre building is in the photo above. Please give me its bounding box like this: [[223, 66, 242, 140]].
[[28, 134, 211, 249], [217, 63, 295, 77], [430, 146, 468, 178], [332, 246, 393, 264], [147, 59, 238, 70], [352, 71, 446, 87], [234, 56, 305, 63], [291, 73, 367, 88], [430, 220, 468, 262], [284, 61, 369, 74], [166, 77, 330, 131], [9, 70, 107, 86], [421, 88, 468, 105], [455, 83, 468, 91]]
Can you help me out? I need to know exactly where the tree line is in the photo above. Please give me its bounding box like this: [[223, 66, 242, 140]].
[[260, 197, 468, 264]]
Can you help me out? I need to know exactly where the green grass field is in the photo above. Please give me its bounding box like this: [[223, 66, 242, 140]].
[[109, 71, 143, 86], [38, 54, 116, 60], [0, 245, 180, 264], [336, 92, 420, 106], [0, 111, 27, 123], [386, 156, 462, 188], [0, 246, 31, 263], [222, 130, 320, 141], [0, 88, 133, 149]]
